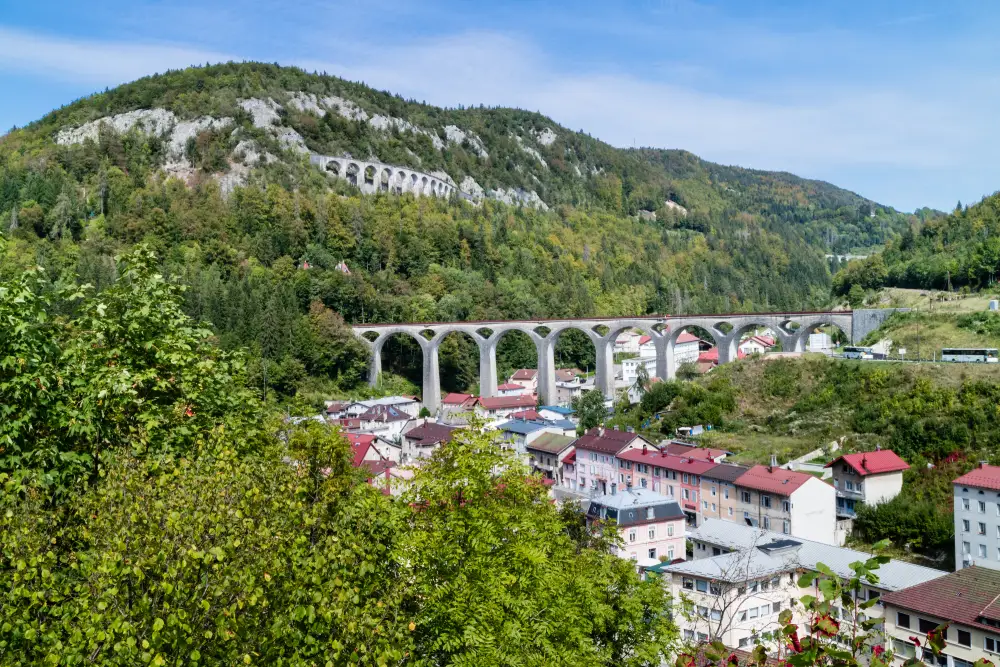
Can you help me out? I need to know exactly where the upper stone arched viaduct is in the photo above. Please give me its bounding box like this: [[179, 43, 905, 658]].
[[310, 154, 471, 200], [351, 309, 902, 412]]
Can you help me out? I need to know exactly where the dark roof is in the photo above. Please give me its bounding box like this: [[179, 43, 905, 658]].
[[325, 401, 350, 414], [573, 427, 644, 455], [358, 404, 410, 422], [882, 566, 1000, 631], [587, 493, 685, 526], [826, 450, 910, 476], [954, 464, 1000, 491], [660, 442, 696, 457], [404, 422, 458, 446], [703, 463, 748, 483], [527, 432, 575, 455]]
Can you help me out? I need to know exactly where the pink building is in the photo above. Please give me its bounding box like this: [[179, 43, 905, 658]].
[[617, 448, 719, 526], [573, 427, 656, 496], [586, 488, 686, 567]]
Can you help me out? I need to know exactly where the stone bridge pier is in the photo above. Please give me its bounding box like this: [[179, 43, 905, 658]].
[[352, 309, 903, 413]]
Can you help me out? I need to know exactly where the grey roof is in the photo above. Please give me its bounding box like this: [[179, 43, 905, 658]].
[[680, 518, 947, 592], [539, 405, 575, 415], [665, 546, 796, 582], [526, 432, 575, 454], [589, 487, 678, 511], [587, 489, 685, 526], [703, 463, 748, 483]]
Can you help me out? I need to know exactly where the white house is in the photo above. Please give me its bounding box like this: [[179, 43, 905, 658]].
[[738, 334, 776, 356], [614, 330, 642, 355], [807, 333, 833, 353], [355, 404, 415, 442], [674, 332, 702, 364], [555, 378, 594, 406], [508, 369, 538, 393], [496, 383, 528, 397], [585, 488, 687, 567], [622, 356, 657, 387], [346, 396, 421, 419], [824, 449, 909, 518]]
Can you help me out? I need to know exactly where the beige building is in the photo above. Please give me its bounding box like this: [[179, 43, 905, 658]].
[[882, 566, 1000, 667], [734, 463, 837, 544], [699, 464, 745, 524]]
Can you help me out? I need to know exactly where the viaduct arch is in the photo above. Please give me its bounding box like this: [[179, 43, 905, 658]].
[[352, 309, 903, 413], [309, 154, 467, 199]]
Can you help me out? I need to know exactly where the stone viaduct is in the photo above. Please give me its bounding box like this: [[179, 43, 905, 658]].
[[351, 309, 901, 413], [309, 154, 470, 200]]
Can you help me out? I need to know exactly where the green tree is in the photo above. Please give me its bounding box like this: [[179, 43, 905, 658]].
[[847, 283, 865, 308], [573, 388, 608, 435]]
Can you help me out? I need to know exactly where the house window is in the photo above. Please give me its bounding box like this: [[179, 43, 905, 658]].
[[742, 491, 752, 503], [981, 501, 988, 513], [696, 580, 708, 593], [964, 541, 971, 554], [981, 522, 988, 535], [958, 629, 972, 647], [640, 478, 647, 488], [653, 482, 660, 493], [702, 501, 708, 510], [761, 495, 771, 508], [782, 520, 790, 534], [684, 630, 695, 641], [654, 467, 661, 477], [783, 500, 791, 512], [724, 488, 730, 499], [760, 580, 770, 591], [712, 503, 717, 512], [683, 578, 694, 590], [682, 473, 689, 484], [683, 489, 690, 500], [647, 507, 655, 520], [667, 525, 674, 536], [964, 519, 971, 532], [893, 640, 916, 659], [963, 498, 971, 510], [628, 530, 636, 543], [896, 612, 910, 629], [710, 582, 722, 595], [667, 546, 674, 560], [846, 481, 854, 491], [763, 516, 770, 530], [985, 636, 1000, 653], [738, 638, 749, 648], [648, 527, 656, 539], [748, 607, 759, 619], [857, 483, 863, 493], [760, 605, 770, 616], [728, 507, 734, 517], [918, 618, 943, 637], [710, 609, 722, 621], [648, 548, 657, 559], [749, 582, 758, 593], [712, 485, 717, 497], [773, 601, 782, 613], [981, 544, 989, 558]]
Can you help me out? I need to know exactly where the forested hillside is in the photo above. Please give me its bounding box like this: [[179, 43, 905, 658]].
[[0, 62, 917, 400], [833, 194, 1000, 295]]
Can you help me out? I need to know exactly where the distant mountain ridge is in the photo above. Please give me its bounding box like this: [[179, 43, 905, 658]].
[[9, 61, 910, 253]]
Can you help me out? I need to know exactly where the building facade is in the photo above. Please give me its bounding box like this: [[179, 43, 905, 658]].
[[826, 449, 909, 518], [585, 488, 686, 566], [734, 464, 837, 544], [954, 464, 1000, 571]]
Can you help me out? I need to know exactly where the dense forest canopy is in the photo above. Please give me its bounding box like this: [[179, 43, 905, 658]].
[[0, 62, 920, 400]]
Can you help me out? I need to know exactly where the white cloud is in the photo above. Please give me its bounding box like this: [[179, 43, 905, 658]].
[[0, 26, 233, 85], [308, 30, 990, 177]]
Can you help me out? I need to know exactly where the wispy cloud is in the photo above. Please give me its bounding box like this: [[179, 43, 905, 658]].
[[0, 26, 233, 85]]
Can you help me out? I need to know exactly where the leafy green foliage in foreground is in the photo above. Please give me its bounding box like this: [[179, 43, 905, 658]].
[[0, 247, 676, 665]]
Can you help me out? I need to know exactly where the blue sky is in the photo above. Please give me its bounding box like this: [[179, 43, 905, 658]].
[[1, 0, 998, 212]]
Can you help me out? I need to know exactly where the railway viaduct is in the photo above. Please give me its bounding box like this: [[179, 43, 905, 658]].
[[351, 309, 901, 412]]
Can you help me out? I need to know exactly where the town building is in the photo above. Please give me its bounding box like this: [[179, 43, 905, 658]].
[[615, 448, 719, 526], [573, 426, 657, 496], [882, 566, 1000, 666], [496, 382, 528, 396], [825, 449, 910, 518], [674, 332, 703, 365], [354, 404, 415, 442], [555, 368, 584, 383], [953, 464, 1000, 571], [614, 331, 642, 355], [439, 392, 479, 423], [734, 462, 837, 544], [495, 419, 563, 456], [475, 394, 538, 421], [508, 369, 538, 393], [401, 421, 460, 462], [345, 396, 421, 418], [738, 334, 776, 357], [667, 519, 946, 651], [525, 433, 575, 485], [585, 488, 686, 566], [622, 356, 657, 388], [699, 463, 748, 524], [555, 377, 593, 406], [537, 405, 576, 423]]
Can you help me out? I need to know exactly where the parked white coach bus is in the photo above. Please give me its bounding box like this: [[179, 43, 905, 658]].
[[941, 348, 1000, 363], [842, 346, 874, 360]]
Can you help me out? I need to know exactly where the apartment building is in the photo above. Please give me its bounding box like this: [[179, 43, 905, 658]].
[[573, 426, 656, 496], [700, 464, 747, 524], [586, 488, 686, 567], [954, 464, 1000, 571], [734, 463, 836, 544], [675, 519, 946, 652], [616, 448, 718, 525], [883, 566, 1000, 667]]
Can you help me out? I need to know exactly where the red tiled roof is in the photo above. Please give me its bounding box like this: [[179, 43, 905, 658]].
[[497, 383, 523, 391], [328, 418, 362, 430], [511, 409, 541, 420], [563, 451, 576, 465], [478, 394, 537, 410], [736, 465, 812, 496], [404, 422, 458, 446], [826, 450, 910, 476], [442, 392, 475, 405], [573, 427, 645, 455], [511, 369, 537, 380], [683, 447, 727, 461], [881, 566, 1000, 631], [660, 442, 695, 457], [555, 368, 582, 382], [638, 335, 652, 345], [954, 464, 1000, 491], [325, 401, 350, 414], [345, 433, 378, 467], [676, 332, 700, 344], [697, 347, 745, 364]]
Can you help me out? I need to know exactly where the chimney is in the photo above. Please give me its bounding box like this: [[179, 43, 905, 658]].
[[982, 461, 989, 469], [611, 482, 617, 495], [875, 444, 881, 451], [627, 426, 635, 433], [861, 455, 868, 472], [613, 425, 619, 431], [769, 453, 777, 473], [642, 443, 648, 454]]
